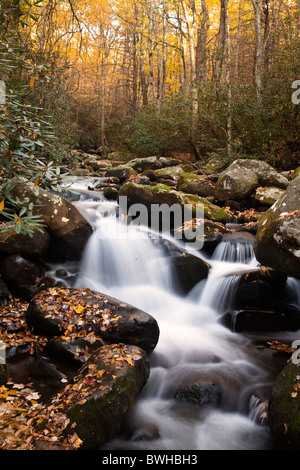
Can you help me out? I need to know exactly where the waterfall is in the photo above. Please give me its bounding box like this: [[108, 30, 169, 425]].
[[53, 194, 292, 450]]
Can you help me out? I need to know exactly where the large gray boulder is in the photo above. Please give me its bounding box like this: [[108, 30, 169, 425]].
[[6, 178, 93, 259], [214, 160, 258, 201], [214, 159, 289, 202], [236, 159, 289, 189], [254, 176, 300, 279]]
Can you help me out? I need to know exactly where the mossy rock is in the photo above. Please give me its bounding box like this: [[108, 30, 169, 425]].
[[119, 182, 228, 224], [105, 165, 135, 181], [269, 359, 300, 449], [178, 173, 215, 198], [153, 166, 184, 178], [291, 167, 300, 180], [254, 176, 300, 279], [254, 186, 285, 207], [6, 177, 93, 259]]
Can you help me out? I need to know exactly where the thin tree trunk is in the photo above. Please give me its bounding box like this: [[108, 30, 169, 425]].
[[234, 0, 242, 83], [196, 0, 209, 86], [224, 0, 232, 156], [214, 0, 227, 84], [252, 0, 263, 108]]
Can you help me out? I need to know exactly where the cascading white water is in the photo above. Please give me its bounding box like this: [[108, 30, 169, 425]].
[[48, 183, 300, 450], [62, 196, 286, 450]]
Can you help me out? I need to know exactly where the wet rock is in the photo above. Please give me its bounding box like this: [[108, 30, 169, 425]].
[[269, 360, 300, 449], [60, 344, 150, 449], [234, 280, 274, 310], [238, 267, 288, 306], [103, 187, 119, 200], [0, 364, 8, 385], [171, 251, 210, 295], [173, 218, 230, 253], [125, 421, 160, 441], [6, 177, 93, 260], [254, 176, 300, 279], [44, 335, 106, 366], [0, 224, 50, 257], [174, 381, 221, 408], [229, 309, 300, 332], [0, 255, 39, 287], [8, 357, 67, 389], [26, 287, 160, 353], [119, 182, 228, 226]]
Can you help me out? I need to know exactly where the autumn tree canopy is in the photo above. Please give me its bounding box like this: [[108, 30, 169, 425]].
[[0, 0, 299, 167]]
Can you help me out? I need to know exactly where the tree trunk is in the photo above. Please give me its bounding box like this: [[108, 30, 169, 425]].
[[252, 0, 263, 108]]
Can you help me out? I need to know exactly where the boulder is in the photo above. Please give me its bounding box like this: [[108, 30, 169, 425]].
[[254, 176, 300, 279], [236, 159, 289, 189], [178, 173, 215, 198], [6, 178, 93, 259], [119, 182, 228, 226], [268, 359, 300, 449], [58, 344, 150, 449], [26, 287, 160, 353], [226, 309, 300, 332], [254, 186, 285, 207], [171, 251, 210, 295], [105, 165, 135, 181], [173, 218, 230, 252], [0, 225, 50, 257], [214, 160, 258, 201], [127, 156, 162, 172], [214, 159, 289, 202], [0, 255, 39, 287], [174, 381, 221, 408], [153, 166, 184, 179]]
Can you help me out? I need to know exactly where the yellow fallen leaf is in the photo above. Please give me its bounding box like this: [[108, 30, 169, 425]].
[[30, 76, 35, 87], [75, 305, 85, 314], [0, 199, 4, 212]]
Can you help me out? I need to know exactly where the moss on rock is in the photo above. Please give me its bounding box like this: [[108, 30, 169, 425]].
[[269, 359, 300, 449]]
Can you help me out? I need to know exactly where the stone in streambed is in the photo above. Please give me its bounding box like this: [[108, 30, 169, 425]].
[[58, 344, 150, 449], [119, 182, 228, 225], [174, 381, 221, 408], [224, 309, 300, 332], [0, 224, 50, 257], [1, 254, 39, 287], [26, 287, 160, 353], [6, 177, 93, 259], [171, 251, 210, 295]]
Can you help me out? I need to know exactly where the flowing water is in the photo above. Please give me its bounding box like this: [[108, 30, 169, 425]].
[[52, 188, 300, 450]]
